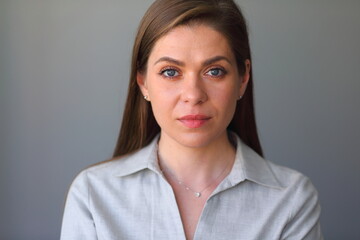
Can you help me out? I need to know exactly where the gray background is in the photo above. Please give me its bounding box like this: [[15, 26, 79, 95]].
[[1, 0, 359, 239]]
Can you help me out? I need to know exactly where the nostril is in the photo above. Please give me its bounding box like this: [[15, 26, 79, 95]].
[[180, 77, 208, 104], [181, 91, 207, 105]]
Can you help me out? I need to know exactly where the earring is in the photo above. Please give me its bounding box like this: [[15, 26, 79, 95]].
[[238, 95, 242, 100], [144, 95, 149, 101]]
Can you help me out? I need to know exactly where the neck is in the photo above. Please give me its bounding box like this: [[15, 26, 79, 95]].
[[157, 131, 236, 186]]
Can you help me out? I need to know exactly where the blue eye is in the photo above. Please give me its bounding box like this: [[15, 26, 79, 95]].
[[206, 68, 225, 77], [161, 68, 179, 77]]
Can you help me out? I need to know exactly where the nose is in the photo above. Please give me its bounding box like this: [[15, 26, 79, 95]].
[[180, 73, 208, 105]]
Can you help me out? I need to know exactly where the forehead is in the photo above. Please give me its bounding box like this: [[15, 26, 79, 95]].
[[148, 24, 235, 63]]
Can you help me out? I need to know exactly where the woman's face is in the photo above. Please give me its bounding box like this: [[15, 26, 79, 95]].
[[138, 24, 250, 148]]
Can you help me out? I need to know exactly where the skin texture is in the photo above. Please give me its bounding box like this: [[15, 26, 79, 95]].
[[137, 24, 250, 240], [138, 24, 250, 151]]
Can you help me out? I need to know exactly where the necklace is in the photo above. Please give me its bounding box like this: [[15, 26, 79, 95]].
[[158, 153, 231, 198]]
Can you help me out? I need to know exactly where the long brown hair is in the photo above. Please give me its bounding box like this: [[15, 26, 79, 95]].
[[113, 0, 263, 158]]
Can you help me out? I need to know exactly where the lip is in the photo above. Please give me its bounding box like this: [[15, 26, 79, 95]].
[[178, 115, 211, 128]]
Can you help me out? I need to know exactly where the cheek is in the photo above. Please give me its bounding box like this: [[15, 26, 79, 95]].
[[149, 84, 178, 106], [209, 83, 238, 106], [209, 84, 239, 123], [148, 86, 178, 122]]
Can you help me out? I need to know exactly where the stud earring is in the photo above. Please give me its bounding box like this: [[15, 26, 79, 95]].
[[144, 95, 149, 101]]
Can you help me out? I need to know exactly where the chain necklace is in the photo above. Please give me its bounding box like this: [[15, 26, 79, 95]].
[[158, 152, 231, 198]]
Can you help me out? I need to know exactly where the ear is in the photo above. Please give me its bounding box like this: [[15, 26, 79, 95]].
[[238, 59, 251, 98], [137, 71, 149, 99]]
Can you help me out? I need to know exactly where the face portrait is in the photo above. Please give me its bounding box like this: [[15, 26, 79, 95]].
[[137, 24, 250, 149]]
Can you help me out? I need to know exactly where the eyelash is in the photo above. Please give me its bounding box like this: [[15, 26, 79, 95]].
[[159, 67, 180, 78], [205, 67, 227, 78], [158, 66, 228, 79]]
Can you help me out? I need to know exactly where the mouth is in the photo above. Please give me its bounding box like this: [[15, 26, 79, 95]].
[[178, 115, 211, 128]]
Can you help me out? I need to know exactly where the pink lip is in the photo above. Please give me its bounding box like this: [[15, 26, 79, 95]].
[[178, 115, 211, 128]]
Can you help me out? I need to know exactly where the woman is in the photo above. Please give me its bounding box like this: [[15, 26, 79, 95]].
[[61, 0, 323, 239]]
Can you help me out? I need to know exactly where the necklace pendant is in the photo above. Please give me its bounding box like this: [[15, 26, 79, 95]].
[[194, 192, 201, 198]]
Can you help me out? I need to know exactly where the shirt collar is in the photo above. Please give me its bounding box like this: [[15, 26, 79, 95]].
[[113, 136, 160, 177], [113, 133, 283, 189], [227, 133, 283, 189]]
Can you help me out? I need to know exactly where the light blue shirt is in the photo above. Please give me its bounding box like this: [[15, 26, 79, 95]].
[[61, 134, 323, 239]]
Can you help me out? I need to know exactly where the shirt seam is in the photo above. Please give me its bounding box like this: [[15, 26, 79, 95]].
[[85, 170, 98, 239], [283, 177, 304, 238]]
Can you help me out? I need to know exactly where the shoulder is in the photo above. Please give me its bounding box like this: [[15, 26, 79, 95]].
[[266, 160, 319, 200], [65, 159, 123, 197], [260, 160, 322, 238], [69, 142, 156, 189], [267, 160, 315, 189], [266, 162, 323, 238], [267, 159, 319, 209], [238, 138, 320, 211], [265, 160, 322, 230], [236, 138, 318, 196]]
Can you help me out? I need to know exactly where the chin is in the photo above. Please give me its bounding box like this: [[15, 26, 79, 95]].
[[171, 131, 225, 149]]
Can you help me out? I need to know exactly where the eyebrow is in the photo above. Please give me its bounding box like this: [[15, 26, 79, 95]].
[[154, 57, 185, 66], [203, 56, 233, 67], [154, 55, 232, 67]]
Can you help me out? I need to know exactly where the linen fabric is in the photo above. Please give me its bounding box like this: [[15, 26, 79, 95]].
[[61, 134, 323, 239]]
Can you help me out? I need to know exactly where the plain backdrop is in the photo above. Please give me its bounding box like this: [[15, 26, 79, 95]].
[[1, 0, 359, 239]]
